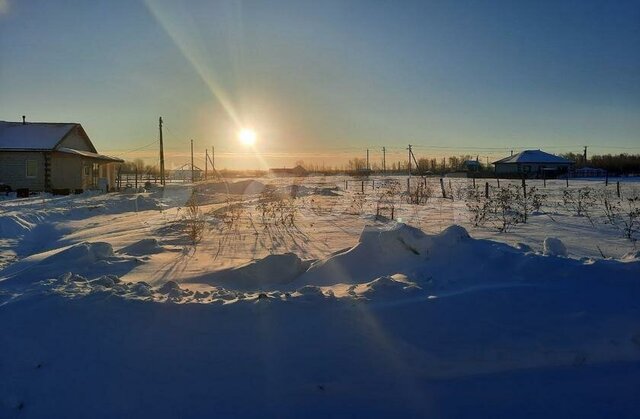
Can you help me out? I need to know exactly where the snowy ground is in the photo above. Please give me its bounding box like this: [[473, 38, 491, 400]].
[[1, 176, 639, 417]]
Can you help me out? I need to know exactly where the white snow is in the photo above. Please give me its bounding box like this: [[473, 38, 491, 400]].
[[1, 176, 639, 417], [543, 237, 569, 257]]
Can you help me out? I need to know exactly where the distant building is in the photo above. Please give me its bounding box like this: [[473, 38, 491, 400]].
[[493, 150, 574, 178], [574, 167, 607, 178], [0, 119, 123, 193], [269, 165, 308, 177], [462, 160, 481, 172]]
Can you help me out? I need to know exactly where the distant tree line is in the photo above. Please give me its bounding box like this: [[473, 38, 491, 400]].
[[561, 153, 640, 175]]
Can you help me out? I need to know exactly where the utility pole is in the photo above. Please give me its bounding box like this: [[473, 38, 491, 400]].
[[583, 146, 588, 163], [382, 147, 386, 174], [159, 117, 165, 186], [212, 146, 215, 170], [205, 149, 208, 180], [190, 139, 194, 183], [408, 144, 412, 177]]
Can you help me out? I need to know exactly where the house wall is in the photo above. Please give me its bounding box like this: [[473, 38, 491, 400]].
[[50, 153, 84, 190], [494, 163, 520, 174], [0, 151, 46, 190], [57, 127, 95, 152], [495, 163, 571, 175]]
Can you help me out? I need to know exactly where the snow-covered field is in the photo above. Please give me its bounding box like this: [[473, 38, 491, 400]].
[[1, 176, 639, 418]]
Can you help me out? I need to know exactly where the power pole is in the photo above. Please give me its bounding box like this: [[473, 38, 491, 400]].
[[159, 117, 165, 186], [583, 146, 588, 163], [212, 146, 215, 170], [190, 139, 194, 183], [382, 147, 386, 174], [205, 149, 208, 180], [408, 144, 412, 177]]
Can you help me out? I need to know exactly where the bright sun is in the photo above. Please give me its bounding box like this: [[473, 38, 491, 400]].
[[238, 129, 256, 146]]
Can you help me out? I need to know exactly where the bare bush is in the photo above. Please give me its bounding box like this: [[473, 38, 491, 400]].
[[466, 188, 491, 227], [408, 181, 433, 205], [489, 185, 522, 232], [562, 187, 596, 217], [603, 194, 640, 241], [375, 180, 401, 219], [184, 191, 205, 244]]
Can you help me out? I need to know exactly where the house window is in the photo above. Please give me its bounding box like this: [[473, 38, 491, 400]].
[[26, 160, 37, 178], [84, 165, 90, 176]]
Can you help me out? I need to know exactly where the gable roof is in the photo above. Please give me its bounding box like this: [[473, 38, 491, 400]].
[[0, 121, 96, 152], [493, 150, 574, 165]]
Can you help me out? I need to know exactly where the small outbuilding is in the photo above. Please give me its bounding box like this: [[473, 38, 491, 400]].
[[0, 119, 123, 194], [268, 165, 308, 177], [493, 150, 573, 178], [573, 167, 607, 178]]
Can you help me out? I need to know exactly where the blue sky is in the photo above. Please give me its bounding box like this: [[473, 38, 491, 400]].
[[1, 0, 638, 168]]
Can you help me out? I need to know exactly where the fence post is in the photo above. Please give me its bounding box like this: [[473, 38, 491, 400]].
[[566, 176, 569, 187], [496, 177, 500, 188], [522, 178, 526, 199], [361, 181, 364, 193], [440, 178, 446, 198], [605, 172, 608, 186], [372, 180, 374, 189], [485, 182, 489, 198], [472, 176, 476, 188], [617, 181, 621, 198], [345, 180, 347, 190], [135, 167, 138, 189], [407, 178, 410, 194]]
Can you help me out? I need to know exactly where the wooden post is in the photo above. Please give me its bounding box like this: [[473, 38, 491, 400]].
[[345, 180, 348, 190], [497, 177, 500, 188], [190, 139, 195, 183], [617, 181, 621, 198], [605, 172, 609, 186], [407, 177, 410, 194], [472, 176, 476, 188], [566, 176, 569, 187], [361, 181, 364, 193], [205, 149, 208, 180], [372, 180, 374, 189], [135, 166, 138, 189], [522, 178, 526, 199], [440, 178, 446, 198], [485, 182, 489, 198]]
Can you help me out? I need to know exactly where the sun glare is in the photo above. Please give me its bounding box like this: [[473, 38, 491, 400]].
[[238, 129, 257, 146]]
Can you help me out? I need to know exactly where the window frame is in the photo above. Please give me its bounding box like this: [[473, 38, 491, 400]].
[[25, 159, 38, 178]]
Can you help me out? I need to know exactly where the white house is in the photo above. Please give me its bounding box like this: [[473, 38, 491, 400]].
[[0, 119, 123, 194], [493, 150, 574, 178]]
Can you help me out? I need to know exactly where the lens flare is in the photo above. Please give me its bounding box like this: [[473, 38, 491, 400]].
[[238, 129, 256, 146]]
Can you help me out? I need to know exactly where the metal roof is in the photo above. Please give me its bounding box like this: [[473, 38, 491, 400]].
[[0, 121, 79, 150], [493, 150, 574, 165]]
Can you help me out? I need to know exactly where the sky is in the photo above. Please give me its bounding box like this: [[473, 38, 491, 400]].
[[1, 0, 639, 169]]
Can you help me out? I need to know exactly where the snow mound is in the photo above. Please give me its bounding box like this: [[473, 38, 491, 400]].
[[622, 250, 640, 261], [357, 275, 422, 299], [132, 195, 162, 211], [0, 242, 140, 288], [201, 180, 266, 195], [47, 242, 115, 264], [0, 214, 35, 238], [118, 238, 164, 256], [189, 253, 312, 291], [299, 223, 469, 286], [295, 285, 332, 300], [90, 275, 121, 288], [315, 187, 340, 196], [543, 237, 568, 257]]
